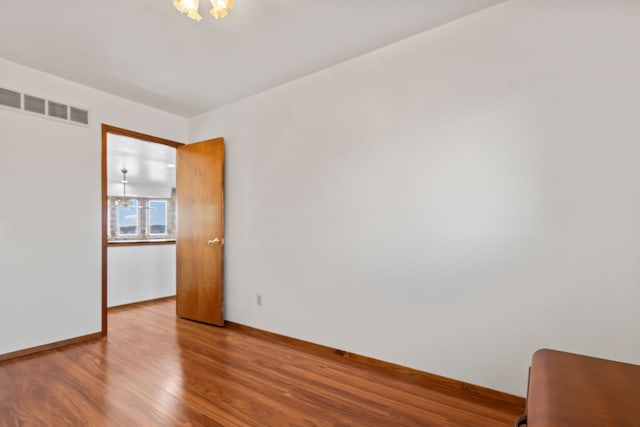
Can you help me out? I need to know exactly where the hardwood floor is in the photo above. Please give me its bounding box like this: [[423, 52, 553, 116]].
[[0, 299, 523, 426]]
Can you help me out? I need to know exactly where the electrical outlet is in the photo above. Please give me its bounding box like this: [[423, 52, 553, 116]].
[[256, 294, 262, 306]]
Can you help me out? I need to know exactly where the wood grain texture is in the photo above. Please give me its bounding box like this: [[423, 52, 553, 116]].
[[102, 124, 185, 149], [108, 295, 176, 310], [225, 321, 526, 411], [527, 349, 640, 426], [102, 123, 109, 336], [0, 333, 102, 363], [0, 299, 523, 426], [176, 138, 225, 326]]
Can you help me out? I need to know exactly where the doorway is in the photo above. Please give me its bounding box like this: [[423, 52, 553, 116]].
[[101, 124, 183, 335]]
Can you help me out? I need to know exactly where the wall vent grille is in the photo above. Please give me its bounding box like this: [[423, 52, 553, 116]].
[[0, 88, 21, 109], [48, 101, 69, 120], [70, 107, 89, 125], [0, 86, 89, 127], [24, 95, 46, 115]]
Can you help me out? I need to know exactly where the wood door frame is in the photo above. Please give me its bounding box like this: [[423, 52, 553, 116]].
[[101, 124, 184, 335]]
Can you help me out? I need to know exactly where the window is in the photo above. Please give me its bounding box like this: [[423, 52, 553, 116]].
[[148, 200, 168, 236], [117, 200, 139, 236], [108, 196, 175, 242]]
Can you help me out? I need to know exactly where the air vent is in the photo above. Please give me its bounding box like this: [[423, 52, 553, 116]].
[[0, 87, 89, 127], [48, 101, 68, 120], [70, 107, 89, 125], [24, 95, 46, 115], [0, 88, 21, 109]]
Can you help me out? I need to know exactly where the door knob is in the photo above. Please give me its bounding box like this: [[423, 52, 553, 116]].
[[208, 238, 223, 245]]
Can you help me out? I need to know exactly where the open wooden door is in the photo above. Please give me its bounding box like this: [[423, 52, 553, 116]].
[[176, 138, 225, 326]]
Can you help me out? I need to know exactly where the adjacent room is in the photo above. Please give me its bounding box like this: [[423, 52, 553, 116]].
[[106, 132, 178, 307], [1, 0, 639, 425]]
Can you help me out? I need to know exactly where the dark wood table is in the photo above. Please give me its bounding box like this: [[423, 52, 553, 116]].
[[519, 349, 640, 426]]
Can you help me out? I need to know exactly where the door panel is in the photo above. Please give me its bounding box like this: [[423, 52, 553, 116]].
[[176, 138, 224, 326]]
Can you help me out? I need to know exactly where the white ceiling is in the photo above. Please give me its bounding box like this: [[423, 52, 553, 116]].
[[0, 0, 505, 117], [107, 134, 176, 198]]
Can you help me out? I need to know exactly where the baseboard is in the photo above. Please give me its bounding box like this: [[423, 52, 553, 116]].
[[0, 300, 523, 411], [225, 321, 525, 411], [0, 332, 103, 363], [108, 295, 176, 311], [0, 296, 176, 362]]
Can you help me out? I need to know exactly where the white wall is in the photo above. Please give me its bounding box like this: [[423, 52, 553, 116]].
[[189, 0, 640, 395], [0, 58, 187, 355], [107, 245, 176, 307]]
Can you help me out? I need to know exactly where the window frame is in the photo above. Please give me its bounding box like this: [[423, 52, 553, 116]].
[[116, 199, 140, 237], [147, 199, 169, 236]]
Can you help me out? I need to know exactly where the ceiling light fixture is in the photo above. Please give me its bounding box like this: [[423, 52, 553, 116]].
[[113, 168, 153, 210], [115, 168, 134, 209], [173, 0, 234, 21]]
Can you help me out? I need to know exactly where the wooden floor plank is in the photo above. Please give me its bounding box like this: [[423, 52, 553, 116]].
[[0, 298, 523, 426]]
